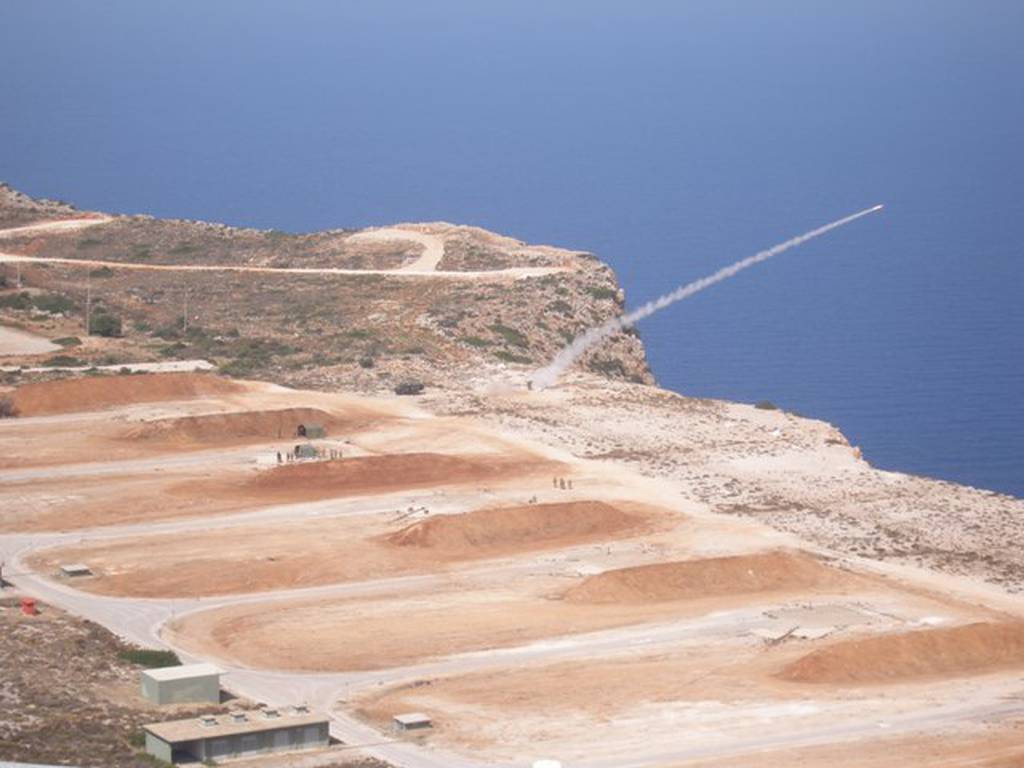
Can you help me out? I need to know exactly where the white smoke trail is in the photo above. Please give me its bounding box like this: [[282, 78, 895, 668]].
[[529, 204, 884, 390]]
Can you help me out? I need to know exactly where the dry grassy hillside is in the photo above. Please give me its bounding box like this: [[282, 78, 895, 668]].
[[0, 184, 652, 391], [0, 183, 84, 228]]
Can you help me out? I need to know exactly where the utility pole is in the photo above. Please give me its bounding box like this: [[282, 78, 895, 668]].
[[84, 276, 92, 335], [182, 289, 189, 334], [15, 262, 21, 289]]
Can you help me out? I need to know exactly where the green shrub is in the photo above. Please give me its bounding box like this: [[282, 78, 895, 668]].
[[549, 300, 573, 315], [53, 336, 82, 347], [588, 286, 617, 301], [489, 323, 529, 348], [395, 381, 425, 396], [0, 292, 32, 310], [494, 350, 532, 364], [219, 337, 296, 377], [89, 313, 123, 337], [460, 336, 492, 348], [154, 322, 183, 340], [32, 293, 77, 314], [77, 237, 103, 248], [118, 648, 181, 668], [88, 266, 115, 278], [589, 357, 628, 377], [0, 397, 18, 418], [754, 400, 779, 410], [42, 355, 83, 367], [159, 342, 188, 358]]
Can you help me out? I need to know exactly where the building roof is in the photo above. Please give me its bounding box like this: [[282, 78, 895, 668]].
[[59, 563, 92, 574], [142, 662, 223, 682], [144, 709, 327, 743], [393, 712, 432, 726]]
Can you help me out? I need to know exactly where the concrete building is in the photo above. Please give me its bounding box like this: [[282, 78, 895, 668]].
[[392, 712, 432, 731], [143, 707, 329, 763], [59, 563, 92, 577], [141, 663, 222, 706]]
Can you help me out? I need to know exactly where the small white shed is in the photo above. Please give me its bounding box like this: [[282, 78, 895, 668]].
[[141, 663, 223, 705]]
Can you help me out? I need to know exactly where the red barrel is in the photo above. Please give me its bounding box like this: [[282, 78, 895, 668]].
[[20, 597, 38, 616]]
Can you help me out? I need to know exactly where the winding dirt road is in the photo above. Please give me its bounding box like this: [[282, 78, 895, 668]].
[[0, 218, 565, 281], [4, 393, 1024, 767]]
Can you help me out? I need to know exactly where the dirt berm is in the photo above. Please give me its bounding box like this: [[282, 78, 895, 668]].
[[119, 407, 359, 445], [384, 501, 650, 556], [778, 621, 1024, 685], [564, 551, 844, 604], [9, 373, 243, 416], [246, 452, 554, 500]]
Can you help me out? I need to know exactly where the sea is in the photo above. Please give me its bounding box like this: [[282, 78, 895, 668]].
[[2, 1, 1022, 497]]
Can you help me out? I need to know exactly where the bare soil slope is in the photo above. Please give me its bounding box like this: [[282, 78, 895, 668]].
[[778, 622, 1024, 684], [384, 500, 650, 555], [10, 372, 243, 416], [245, 452, 554, 501], [28, 503, 658, 598], [119, 406, 361, 445], [565, 551, 843, 604]]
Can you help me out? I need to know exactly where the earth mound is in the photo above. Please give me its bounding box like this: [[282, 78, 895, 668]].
[[564, 551, 840, 604], [777, 622, 1024, 685], [249, 452, 546, 499], [10, 373, 243, 416], [120, 407, 354, 445], [385, 501, 647, 555]]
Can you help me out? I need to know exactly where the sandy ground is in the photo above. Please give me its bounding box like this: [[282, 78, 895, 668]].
[[0, 324, 59, 356], [4, 372, 1024, 768], [0, 358, 215, 374], [673, 722, 1024, 767], [29, 501, 661, 597]]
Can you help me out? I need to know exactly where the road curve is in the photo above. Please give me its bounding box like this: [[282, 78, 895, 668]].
[[0, 218, 565, 281]]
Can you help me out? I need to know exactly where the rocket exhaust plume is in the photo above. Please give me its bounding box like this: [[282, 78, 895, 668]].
[[529, 204, 884, 390]]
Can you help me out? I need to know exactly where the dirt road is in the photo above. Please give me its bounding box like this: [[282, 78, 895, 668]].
[[347, 227, 446, 272], [0, 218, 565, 281], [4, 376, 1024, 768]]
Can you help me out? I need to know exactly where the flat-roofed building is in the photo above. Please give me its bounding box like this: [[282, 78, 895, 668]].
[[143, 707, 329, 764], [392, 712, 432, 731], [141, 663, 222, 705], [59, 563, 92, 578]]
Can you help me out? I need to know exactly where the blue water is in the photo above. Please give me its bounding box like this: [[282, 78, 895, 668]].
[[2, 1, 1022, 497]]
